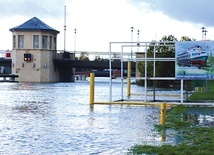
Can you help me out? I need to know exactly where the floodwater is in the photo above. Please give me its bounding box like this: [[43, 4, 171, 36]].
[[0, 78, 181, 155]]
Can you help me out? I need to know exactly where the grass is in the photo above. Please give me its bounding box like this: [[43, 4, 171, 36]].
[[189, 92, 214, 100], [127, 80, 214, 154], [188, 80, 214, 101], [127, 105, 214, 155]]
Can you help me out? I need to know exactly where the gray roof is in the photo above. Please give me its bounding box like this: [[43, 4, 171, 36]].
[[9, 17, 59, 34]]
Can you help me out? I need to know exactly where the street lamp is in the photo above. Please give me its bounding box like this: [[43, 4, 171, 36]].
[[137, 30, 140, 52], [64, 6, 67, 52], [74, 28, 77, 59], [204, 30, 207, 40], [131, 26, 134, 58], [201, 27, 205, 40]]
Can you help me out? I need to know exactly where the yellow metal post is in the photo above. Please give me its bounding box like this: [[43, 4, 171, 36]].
[[127, 61, 131, 97], [90, 73, 95, 104], [160, 103, 166, 125]]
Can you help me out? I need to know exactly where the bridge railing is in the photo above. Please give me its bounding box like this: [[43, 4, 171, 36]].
[[0, 50, 12, 60], [53, 50, 133, 61], [53, 50, 75, 60], [0, 50, 7, 58]]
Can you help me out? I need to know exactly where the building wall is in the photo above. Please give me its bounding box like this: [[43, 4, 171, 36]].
[[11, 31, 59, 82]]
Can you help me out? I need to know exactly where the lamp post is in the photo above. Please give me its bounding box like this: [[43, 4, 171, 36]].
[[74, 28, 77, 59], [201, 27, 208, 92], [131, 26, 134, 58], [127, 26, 134, 97], [201, 27, 205, 40], [204, 30, 207, 40], [64, 6, 66, 52], [137, 30, 140, 53]]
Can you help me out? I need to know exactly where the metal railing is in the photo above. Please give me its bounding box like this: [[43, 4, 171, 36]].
[[0, 50, 12, 58], [54, 50, 135, 61], [0, 50, 6, 58]]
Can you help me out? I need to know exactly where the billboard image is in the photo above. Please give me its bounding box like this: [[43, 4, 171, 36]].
[[175, 41, 214, 79]]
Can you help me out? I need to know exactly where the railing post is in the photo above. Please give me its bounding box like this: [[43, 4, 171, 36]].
[[89, 73, 95, 104]]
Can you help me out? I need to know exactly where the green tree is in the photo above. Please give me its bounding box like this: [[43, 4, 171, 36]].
[[112, 53, 120, 62], [155, 35, 177, 78], [137, 35, 194, 87], [79, 52, 90, 61], [94, 55, 108, 61], [94, 55, 102, 61], [180, 36, 195, 41]]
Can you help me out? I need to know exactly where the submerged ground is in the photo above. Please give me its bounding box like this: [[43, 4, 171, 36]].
[[127, 105, 214, 155]]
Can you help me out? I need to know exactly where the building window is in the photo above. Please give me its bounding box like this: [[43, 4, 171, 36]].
[[42, 36, 48, 49], [18, 35, 24, 49], [33, 35, 39, 49], [13, 35, 16, 49], [50, 36, 52, 50]]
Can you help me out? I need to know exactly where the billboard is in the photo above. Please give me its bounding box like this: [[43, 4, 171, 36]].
[[175, 41, 214, 79]]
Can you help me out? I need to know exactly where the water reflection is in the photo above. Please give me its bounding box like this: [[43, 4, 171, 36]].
[[184, 107, 214, 127], [0, 80, 180, 154]]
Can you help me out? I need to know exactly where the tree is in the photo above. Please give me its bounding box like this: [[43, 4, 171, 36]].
[[155, 35, 177, 78], [137, 35, 194, 87], [180, 36, 195, 41], [112, 53, 120, 62], [138, 35, 177, 77], [78, 52, 90, 61], [94, 55, 102, 61], [94, 55, 108, 61]]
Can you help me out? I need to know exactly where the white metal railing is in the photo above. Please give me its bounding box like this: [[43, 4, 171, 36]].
[[0, 50, 12, 58], [108, 41, 183, 103], [0, 50, 6, 58]]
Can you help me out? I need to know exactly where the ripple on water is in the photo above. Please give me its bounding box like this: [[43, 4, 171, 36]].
[[0, 81, 179, 154]]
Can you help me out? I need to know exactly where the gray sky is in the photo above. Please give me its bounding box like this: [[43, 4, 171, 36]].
[[0, 0, 213, 51], [1, 0, 212, 26], [0, 0, 65, 19], [128, 0, 214, 26]]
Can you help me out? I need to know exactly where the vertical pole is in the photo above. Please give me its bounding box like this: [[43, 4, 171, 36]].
[[64, 6, 66, 52], [109, 43, 112, 102], [144, 44, 147, 102], [153, 44, 156, 77], [127, 61, 131, 97], [153, 43, 156, 101], [204, 30, 207, 40], [128, 27, 133, 97], [131, 27, 134, 58], [137, 30, 140, 53], [90, 73, 95, 104], [160, 103, 166, 125], [181, 79, 183, 104], [121, 46, 124, 100], [201, 27, 205, 41], [185, 81, 188, 101], [74, 29, 77, 56]]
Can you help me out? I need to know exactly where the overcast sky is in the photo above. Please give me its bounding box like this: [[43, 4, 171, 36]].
[[0, 0, 213, 52]]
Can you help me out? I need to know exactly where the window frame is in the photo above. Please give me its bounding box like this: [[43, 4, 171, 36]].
[[18, 35, 24, 49], [33, 35, 39, 49], [42, 35, 48, 50]]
